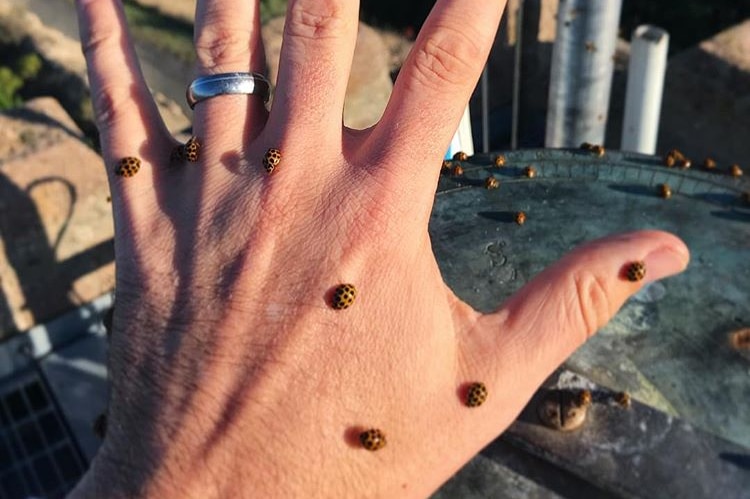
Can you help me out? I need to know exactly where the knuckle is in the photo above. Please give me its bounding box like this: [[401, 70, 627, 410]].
[[285, 1, 348, 41], [572, 271, 613, 338], [90, 81, 131, 132], [409, 27, 482, 91], [194, 27, 252, 71]]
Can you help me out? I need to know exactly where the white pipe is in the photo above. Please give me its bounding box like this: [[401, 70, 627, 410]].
[[621, 25, 670, 154]]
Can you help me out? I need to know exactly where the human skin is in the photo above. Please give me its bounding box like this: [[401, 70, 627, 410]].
[[69, 0, 690, 497]]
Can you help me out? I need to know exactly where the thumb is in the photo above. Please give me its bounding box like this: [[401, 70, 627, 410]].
[[468, 230, 689, 400]]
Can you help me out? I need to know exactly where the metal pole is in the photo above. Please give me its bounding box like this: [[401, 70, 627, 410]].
[[481, 65, 490, 153], [621, 25, 669, 154], [511, 0, 524, 150], [545, 0, 623, 148]]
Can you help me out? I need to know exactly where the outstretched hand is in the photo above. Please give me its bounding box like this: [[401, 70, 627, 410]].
[[71, 0, 689, 496]]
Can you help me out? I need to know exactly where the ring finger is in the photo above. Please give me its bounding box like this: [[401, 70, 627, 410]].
[[192, 0, 267, 145]]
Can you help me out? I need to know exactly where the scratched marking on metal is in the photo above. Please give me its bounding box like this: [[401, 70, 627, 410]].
[[430, 149, 750, 449]]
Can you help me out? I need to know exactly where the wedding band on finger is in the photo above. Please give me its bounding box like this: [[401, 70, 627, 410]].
[[186, 72, 271, 109]]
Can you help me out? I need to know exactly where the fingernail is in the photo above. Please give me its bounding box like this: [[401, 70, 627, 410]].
[[643, 245, 689, 284]]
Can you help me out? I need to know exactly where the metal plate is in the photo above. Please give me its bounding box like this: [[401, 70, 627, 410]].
[[430, 148, 750, 448]]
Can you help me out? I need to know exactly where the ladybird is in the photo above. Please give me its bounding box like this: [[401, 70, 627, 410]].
[[494, 155, 506, 168], [441, 160, 452, 172], [263, 148, 282, 173], [677, 158, 691, 169], [663, 149, 686, 168], [359, 428, 386, 451], [703, 157, 717, 170], [591, 145, 605, 157], [92, 412, 107, 440], [626, 261, 646, 282], [184, 136, 201, 162], [577, 389, 592, 407], [659, 183, 672, 199], [580, 142, 593, 151], [523, 165, 537, 178], [485, 176, 499, 190], [452, 165, 464, 176], [515, 211, 526, 225], [466, 382, 488, 407], [115, 157, 141, 177], [729, 328, 750, 350], [453, 151, 469, 162], [331, 284, 357, 310], [614, 391, 631, 409], [730, 164, 743, 177]]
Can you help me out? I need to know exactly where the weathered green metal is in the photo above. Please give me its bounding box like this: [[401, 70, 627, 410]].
[[431, 148, 750, 497]]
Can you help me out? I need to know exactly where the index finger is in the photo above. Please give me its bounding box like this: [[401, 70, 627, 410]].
[[371, 0, 505, 168], [76, 0, 170, 160]]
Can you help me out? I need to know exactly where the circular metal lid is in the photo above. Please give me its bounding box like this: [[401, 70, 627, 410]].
[[430, 148, 750, 448]]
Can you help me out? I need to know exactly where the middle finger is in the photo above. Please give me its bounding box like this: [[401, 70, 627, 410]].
[[266, 0, 359, 143]]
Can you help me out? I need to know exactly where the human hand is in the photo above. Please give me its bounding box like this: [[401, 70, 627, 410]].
[[70, 0, 689, 497]]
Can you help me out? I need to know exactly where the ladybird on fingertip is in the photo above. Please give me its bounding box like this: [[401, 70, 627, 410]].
[[626, 261, 646, 282]]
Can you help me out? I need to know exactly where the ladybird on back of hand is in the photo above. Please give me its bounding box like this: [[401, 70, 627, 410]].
[[359, 428, 386, 451], [263, 148, 282, 173], [466, 382, 488, 407], [115, 157, 141, 177], [184, 136, 201, 162], [331, 284, 357, 310]]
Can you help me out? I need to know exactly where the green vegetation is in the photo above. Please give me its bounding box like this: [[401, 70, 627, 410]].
[[260, 0, 287, 23], [115, 0, 290, 64], [0, 52, 42, 110], [121, 0, 195, 63]]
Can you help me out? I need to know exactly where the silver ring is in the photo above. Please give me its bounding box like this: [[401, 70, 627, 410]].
[[186, 72, 271, 109]]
